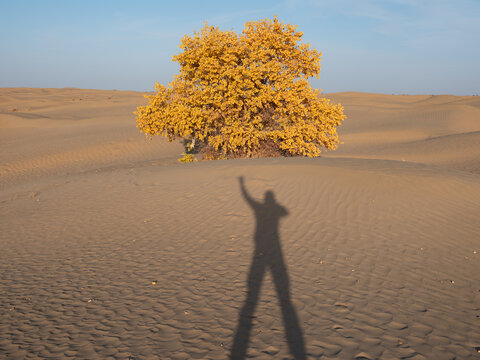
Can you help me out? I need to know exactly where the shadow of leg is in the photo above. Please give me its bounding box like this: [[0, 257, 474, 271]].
[[271, 254, 307, 360], [230, 256, 266, 360]]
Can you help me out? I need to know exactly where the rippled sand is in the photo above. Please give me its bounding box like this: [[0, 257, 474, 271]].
[[1, 88, 479, 359]]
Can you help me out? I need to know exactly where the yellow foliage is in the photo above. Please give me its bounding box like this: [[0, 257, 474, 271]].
[[178, 153, 195, 163], [136, 16, 346, 159]]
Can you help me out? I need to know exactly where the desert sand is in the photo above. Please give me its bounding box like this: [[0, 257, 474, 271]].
[[1, 87, 479, 359]]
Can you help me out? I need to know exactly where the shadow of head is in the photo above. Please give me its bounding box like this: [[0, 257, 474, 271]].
[[264, 190, 275, 204]]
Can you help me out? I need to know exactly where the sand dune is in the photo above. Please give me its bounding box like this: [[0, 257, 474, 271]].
[[325, 92, 480, 174], [0, 88, 183, 189], [1, 88, 479, 359]]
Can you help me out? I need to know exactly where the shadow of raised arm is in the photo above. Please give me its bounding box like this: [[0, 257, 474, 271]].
[[238, 176, 257, 209]]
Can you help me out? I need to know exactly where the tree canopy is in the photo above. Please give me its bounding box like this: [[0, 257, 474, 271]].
[[136, 16, 345, 160]]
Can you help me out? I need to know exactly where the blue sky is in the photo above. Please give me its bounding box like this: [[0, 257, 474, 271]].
[[1, 0, 479, 94]]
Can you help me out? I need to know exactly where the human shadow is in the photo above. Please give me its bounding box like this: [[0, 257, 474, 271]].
[[230, 176, 306, 360]]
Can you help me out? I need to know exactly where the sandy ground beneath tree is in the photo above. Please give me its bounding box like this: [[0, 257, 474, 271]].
[[1, 88, 479, 359]]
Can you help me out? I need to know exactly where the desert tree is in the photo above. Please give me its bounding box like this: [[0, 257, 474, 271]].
[[136, 16, 345, 160]]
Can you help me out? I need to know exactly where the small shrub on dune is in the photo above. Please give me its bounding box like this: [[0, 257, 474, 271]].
[[136, 16, 346, 160]]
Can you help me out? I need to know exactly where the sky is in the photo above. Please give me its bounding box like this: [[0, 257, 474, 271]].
[[1, 0, 479, 95]]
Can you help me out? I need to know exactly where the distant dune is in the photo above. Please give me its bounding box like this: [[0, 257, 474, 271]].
[[324, 92, 480, 174], [1, 88, 479, 359]]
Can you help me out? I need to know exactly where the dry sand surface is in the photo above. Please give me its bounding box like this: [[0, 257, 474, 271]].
[[1, 87, 479, 359]]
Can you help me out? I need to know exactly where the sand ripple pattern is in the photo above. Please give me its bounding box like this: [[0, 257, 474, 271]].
[[1, 158, 479, 359]]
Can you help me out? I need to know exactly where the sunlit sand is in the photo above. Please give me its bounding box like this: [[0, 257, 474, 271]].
[[1, 88, 479, 359]]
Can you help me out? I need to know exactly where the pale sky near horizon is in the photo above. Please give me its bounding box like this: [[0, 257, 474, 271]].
[[1, 0, 479, 95]]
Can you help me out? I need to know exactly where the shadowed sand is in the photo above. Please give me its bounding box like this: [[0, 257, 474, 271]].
[[1, 88, 480, 359]]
